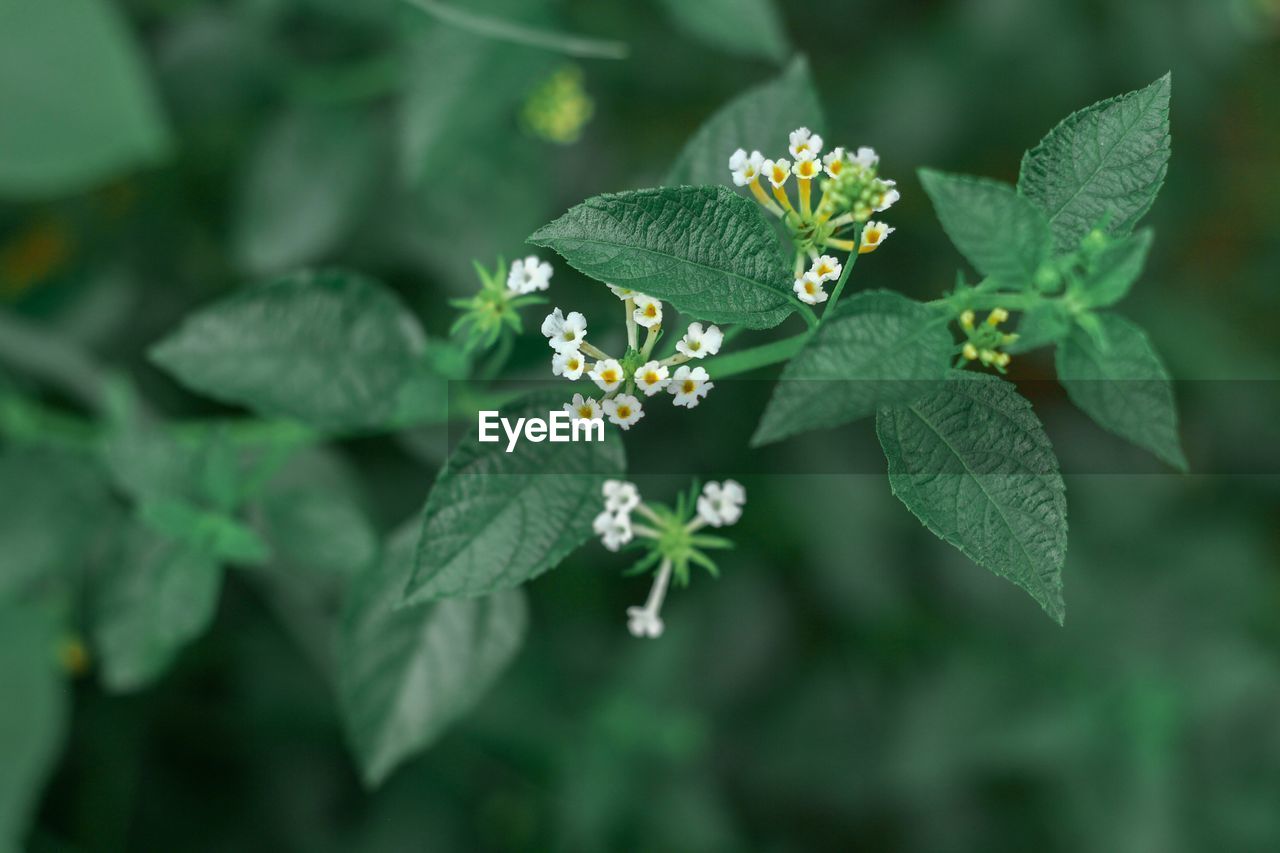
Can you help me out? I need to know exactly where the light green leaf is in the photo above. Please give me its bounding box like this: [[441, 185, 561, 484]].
[[1056, 313, 1187, 471], [138, 499, 271, 567], [919, 169, 1052, 288], [654, 0, 789, 63], [339, 524, 527, 787], [666, 56, 822, 187], [233, 106, 379, 277], [876, 374, 1068, 623], [406, 394, 626, 602], [530, 185, 795, 329], [92, 524, 224, 692], [1018, 74, 1172, 253], [1074, 229, 1153, 309], [0, 0, 171, 198], [150, 270, 427, 432], [0, 607, 67, 853], [752, 291, 954, 446]]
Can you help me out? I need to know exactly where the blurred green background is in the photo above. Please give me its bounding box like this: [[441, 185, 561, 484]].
[[3, 0, 1280, 850]]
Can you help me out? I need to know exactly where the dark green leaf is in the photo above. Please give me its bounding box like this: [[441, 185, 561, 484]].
[[655, 0, 789, 63], [1074, 229, 1153, 309], [876, 374, 1068, 623], [530, 186, 795, 329]]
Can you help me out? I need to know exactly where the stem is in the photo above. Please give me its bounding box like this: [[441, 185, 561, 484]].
[[478, 333, 513, 380], [823, 224, 863, 320], [799, 178, 812, 217], [624, 297, 638, 350], [581, 341, 612, 360], [708, 332, 810, 378], [796, 304, 819, 329], [644, 558, 674, 614]]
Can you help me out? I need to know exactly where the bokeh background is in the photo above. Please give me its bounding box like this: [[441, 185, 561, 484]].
[[3, 0, 1280, 850]]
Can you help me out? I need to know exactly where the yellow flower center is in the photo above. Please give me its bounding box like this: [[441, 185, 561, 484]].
[[682, 380, 695, 393], [616, 405, 631, 418], [562, 331, 575, 341], [643, 371, 659, 384], [644, 305, 657, 317], [578, 405, 594, 418], [805, 281, 817, 294], [601, 369, 618, 383]]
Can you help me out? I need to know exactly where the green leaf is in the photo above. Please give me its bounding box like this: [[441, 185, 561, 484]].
[[92, 524, 224, 692], [1074, 229, 1153, 309], [752, 291, 954, 446], [0, 0, 171, 198], [919, 170, 1052, 288], [530, 185, 795, 329], [150, 270, 427, 432], [654, 0, 789, 63], [233, 106, 379, 277], [1056, 313, 1187, 471], [339, 524, 527, 787], [1008, 300, 1072, 353], [406, 394, 626, 602], [876, 374, 1068, 623], [0, 607, 67, 852], [137, 499, 271, 567], [666, 55, 823, 187], [1018, 74, 1172, 253]]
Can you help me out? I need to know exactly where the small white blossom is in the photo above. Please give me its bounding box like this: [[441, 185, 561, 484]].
[[602, 480, 640, 514], [729, 148, 765, 186], [541, 308, 587, 353], [852, 146, 879, 170], [626, 606, 664, 638], [565, 393, 603, 422], [788, 127, 823, 161], [792, 157, 822, 180], [603, 394, 644, 430], [632, 293, 663, 329], [810, 255, 841, 282], [697, 480, 746, 527], [507, 255, 553, 294], [763, 158, 792, 189], [551, 349, 586, 380], [676, 322, 723, 359], [860, 220, 895, 254], [607, 283, 635, 300], [794, 272, 827, 305], [875, 180, 900, 212], [634, 360, 670, 396], [593, 509, 633, 552], [588, 358, 624, 392], [822, 147, 847, 179], [669, 365, 713, 409]]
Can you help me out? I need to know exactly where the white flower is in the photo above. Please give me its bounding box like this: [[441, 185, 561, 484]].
[[729, 148, 765, 186], [669, 365, 713, 408], [602, 479, 640, 514], [593, 509, 633, 552], [788, 127, 823, 161], [603, 394, 644, 430], [822, 147, 847, 179], [697, 480, 746, 527], [809, 255, 841, 282], [860, 220, 896, 254], [676, 322, 723, 359], [792, 157, 822, 180], [552, 349, 586, 380], [852, 146, 879, 170], [565, 393, 603, 422], [632, 293, 663, 329], [507, 255, 553, 294], [607, 283, 635, 300], [794, 272, 827, 305], [588, 358, 624, 392], [875, 180, 900, 212], [541, 308, 587, 353], [763, 158, 791, 189], [626, 606, 664, 638], [634, 360, 670, 396]]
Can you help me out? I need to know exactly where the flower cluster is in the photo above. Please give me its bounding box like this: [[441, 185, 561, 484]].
[[522, 65, 594, 145], [542, 289, 723, 432], [956, 308, 1018, 372], [450, 256, 552, 352], [593, 478, 746, 638], [730, 129, 898, 275]]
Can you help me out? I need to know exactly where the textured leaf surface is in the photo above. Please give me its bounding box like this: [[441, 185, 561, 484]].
[[1019, 74, 1171, 252], [1056, 313, 1187, 471], [753, 291, 954, 446], [876, 375, 1068, 623], [919, 170, 1052, 288], [667, 56, 822, 187], [655, 0, 789, 63], [340, 525, 526, 787], [0, 0, 171, 198], [406, 395, 626, 602], [0, 607, 67, 853], [150, 270, 427, 431], [1075, 229, 1153, 309], [531, 186, 795, 328]]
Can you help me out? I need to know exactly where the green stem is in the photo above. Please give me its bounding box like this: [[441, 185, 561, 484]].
[[478, 333, 514, 381], [823, 224, 863, 321], [707, 332, 810, 379], [796, 303, 819, 329]]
